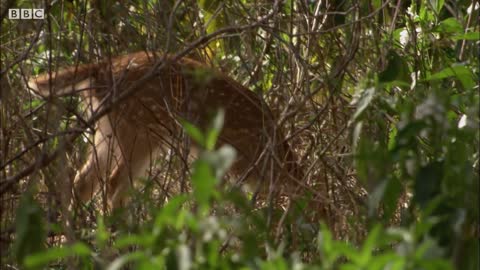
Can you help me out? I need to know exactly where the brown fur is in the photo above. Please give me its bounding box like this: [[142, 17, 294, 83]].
[[28, 52, 301, 209]]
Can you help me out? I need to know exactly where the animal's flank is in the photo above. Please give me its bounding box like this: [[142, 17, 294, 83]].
[[27, 51, 302, 210]]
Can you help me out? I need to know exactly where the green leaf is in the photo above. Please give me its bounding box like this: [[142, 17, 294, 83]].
[[434, 17, 463, 34], [24, 243, 91, 268], [452, 32, 480, 41], [388, 125, 397, 151], [191, 159, 218, 208], [414, 161, 444, 209], [358, 225, 382, 266], [429, 0, 444, 14], [115, 234, 154, 249], [180, 119, 205, 147], [379, 50, 411, 85], [198, 0, 222, 34], [383, 177, 403, 221], [152, 195, 188, 235], [13, 194, 46, 267], [426, 64, 475, 90], [206, 109, 225, 151], [107, 251, 146, 270], [96, 215, 109, 249], [317, 223, 333, 254]]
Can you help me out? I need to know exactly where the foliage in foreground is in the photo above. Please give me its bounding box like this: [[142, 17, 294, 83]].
[[11, 134, 464, 270], [2, 0, 478, 269], [14, 87, 478, 269]]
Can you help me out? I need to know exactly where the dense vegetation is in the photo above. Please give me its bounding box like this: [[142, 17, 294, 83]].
[[1, 0, 478, 269]]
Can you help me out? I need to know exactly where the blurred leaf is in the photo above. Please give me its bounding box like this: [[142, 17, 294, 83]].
[[210, 108, 225, 131], [452, 32, 480, 41], [372, 0, 382, 10], [379, 50, 411, 85], [357, 225, 382, 265], [189, 67, 215, 86], [181, 119, 205, 147], [368, 179, 388, 217], [206, 109, 225, 151], [201, 145, 236, 179], [429, 0, 444, 14], [317, 223, 333, 254], [383, 177, 403, 222], [24, 243, 91, 269], [351, 87, 375, 121], [388, 125, 397, 151], [96, 215, 109, 249], [107, 251, 145, 270], [426, 64, 475, 90], [115, 234, 154, 250], [414, 161, 444, 208], [191, 159, 218, 208], [434, 18, 463, 34], [13, 194, 46, 267], [152, 195, 188, 235]]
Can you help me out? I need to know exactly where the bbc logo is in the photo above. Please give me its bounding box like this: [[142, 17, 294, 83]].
[[8, 9, 45, 19]]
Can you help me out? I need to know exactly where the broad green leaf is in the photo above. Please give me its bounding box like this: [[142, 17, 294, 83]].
[[426, 65, 475, 90], [434, 17, 463, 34], [452, 32, 480, 41], [379, 51, 411, 85]]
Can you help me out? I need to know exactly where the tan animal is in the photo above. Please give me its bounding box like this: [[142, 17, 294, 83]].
[[28, 51, 301, 209]]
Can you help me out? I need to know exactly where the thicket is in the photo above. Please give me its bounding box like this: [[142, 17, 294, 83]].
[[1, 0, 478, 269]]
